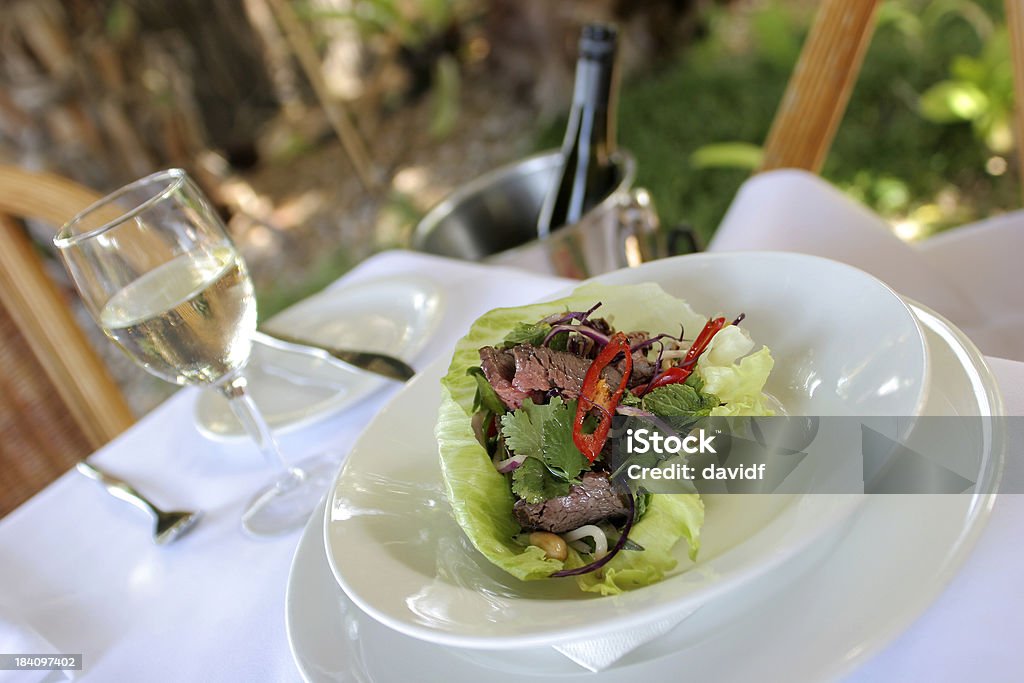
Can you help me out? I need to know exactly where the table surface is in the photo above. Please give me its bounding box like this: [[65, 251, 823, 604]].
[[1, 250, 1021, 682]]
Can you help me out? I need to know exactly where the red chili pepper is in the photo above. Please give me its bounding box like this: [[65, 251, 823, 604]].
[[636, 317, 727, 395], [640, 366, 692, 394], [573, 332, 632, 463]]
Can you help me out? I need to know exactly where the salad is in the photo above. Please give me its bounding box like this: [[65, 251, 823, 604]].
[[436, 283, 775, 594]]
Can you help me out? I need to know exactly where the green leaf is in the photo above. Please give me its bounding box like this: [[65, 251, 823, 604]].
[[503, 322, 552, 347], [684, 373, 705, 392], [541, 401, 588, 482], [620, 391, 642, 408], [511, 457, 570, 504], [466, 366, 504, 415], [919, 81, 988, 123], [635, 492, 653, 521], [500, 397, 587, 486], [500, 398, 557, 460], [643, 383, 720, 417], [689, 142, 764, 170]]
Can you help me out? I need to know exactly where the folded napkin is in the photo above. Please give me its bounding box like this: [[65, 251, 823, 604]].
[[0, 603, 74, 682], [552, 607, 699, 672], [709, 169, 1024, 361]]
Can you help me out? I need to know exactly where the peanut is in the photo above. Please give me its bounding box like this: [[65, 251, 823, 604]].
[[529, 531, 568, 561]]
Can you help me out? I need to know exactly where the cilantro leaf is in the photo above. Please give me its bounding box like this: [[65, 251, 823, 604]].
[[502, 397, 589, 502], [467, 366, 505, 415], [684, 373, 705, 392], [512, 457, 571, 503], [500, 398, 558, 459], [541, 401, 587, 482], [501, 397, 587, 480], [642, 382, 720, 417]]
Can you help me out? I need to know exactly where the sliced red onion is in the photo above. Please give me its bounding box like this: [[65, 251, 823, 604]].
[[541, 302, 603, 326], [494, 452, 528, 473], [630, 325, 687, 352], [550, 493, 636, 578], [543, 323, 610, 348], [616, 405, 678, 438]]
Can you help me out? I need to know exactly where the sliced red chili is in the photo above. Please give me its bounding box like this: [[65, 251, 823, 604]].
[[684, 317, 727, 366], [638, 366, 692, 394], [636, 317, 727, 395], [573, 332, 632, 463]]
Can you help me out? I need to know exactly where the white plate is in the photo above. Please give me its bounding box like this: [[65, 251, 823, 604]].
[[287, 300, 1003, 681], [194, 276, 443, 440], [324, 253, 928, 649]]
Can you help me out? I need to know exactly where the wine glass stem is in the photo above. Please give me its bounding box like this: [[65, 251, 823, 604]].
[[218, 374, 301, 480]]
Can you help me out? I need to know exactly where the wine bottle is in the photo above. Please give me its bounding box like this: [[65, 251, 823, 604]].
[[536, 23, 620, 239]]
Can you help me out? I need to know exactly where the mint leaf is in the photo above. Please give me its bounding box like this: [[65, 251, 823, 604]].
[[635, 491, 652, 520], [467, 366, 505, 415], [620, 391, 642, 408], [541, 400, 587, 482], [503, 322, 551, 347], [512, 457, 571, 504], [684, 373, 705, 392], [642, 383, 720, 417]]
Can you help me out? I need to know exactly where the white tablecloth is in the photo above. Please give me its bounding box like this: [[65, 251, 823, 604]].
[[0, 250, 1021, 681]]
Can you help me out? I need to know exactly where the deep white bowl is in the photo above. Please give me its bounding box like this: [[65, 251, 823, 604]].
[[325, 252, 929, 649]]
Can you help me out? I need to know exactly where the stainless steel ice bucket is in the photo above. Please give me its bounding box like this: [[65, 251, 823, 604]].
[[411, 150, 671, 279]]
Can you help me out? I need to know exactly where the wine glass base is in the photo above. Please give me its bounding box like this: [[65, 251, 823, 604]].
[[241, 453, 339, 537]]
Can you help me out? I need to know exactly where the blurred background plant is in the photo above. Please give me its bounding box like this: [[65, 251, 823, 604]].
[[0, 0, 1017, 411], [536, 0, 1016, 243]]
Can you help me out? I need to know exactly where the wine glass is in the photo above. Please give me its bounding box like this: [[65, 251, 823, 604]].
[[54, 168, 336, 536]]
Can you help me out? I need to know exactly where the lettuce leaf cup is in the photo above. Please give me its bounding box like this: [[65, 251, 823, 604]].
[[435, 282, 774, 595]]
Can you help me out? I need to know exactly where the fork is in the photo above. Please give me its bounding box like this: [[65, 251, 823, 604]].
[[76, 461, 202, 545]]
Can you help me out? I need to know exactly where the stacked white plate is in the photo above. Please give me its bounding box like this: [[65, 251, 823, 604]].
[[286, 253, 1003, 681]]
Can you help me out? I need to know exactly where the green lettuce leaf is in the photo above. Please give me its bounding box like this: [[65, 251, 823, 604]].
[[701, 347, 776, 416], [574, 493, 704, 595], [436, 283, 710, 588]]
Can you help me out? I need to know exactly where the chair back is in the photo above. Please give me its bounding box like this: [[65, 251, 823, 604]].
[[0, 166, 135, 515]]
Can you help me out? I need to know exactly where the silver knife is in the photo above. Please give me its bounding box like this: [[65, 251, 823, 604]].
[[252, 330, 416, 382]]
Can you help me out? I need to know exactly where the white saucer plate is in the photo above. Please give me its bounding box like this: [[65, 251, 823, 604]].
[[285, 300, 1003, 681], [194, 276, 443, 440]]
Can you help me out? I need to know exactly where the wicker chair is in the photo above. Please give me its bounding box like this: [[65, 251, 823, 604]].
[[0, 166, 134, 516]]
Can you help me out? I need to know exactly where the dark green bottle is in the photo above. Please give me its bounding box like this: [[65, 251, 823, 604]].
[[537, 23, 620, 239]]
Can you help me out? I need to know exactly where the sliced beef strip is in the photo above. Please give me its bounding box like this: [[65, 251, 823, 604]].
[[625, 331, 649, 347], [513, 471, 629, 533], [481, 341, 657, 409], [623, 351, 656, 389], [479, 346, 533, 410], [510, 344, 623, 400]]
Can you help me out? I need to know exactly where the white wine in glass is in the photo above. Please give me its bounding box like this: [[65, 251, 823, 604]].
[[54, 169, 336, 536]]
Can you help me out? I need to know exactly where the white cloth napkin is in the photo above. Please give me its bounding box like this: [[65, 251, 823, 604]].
[[552, 607, 699, 672], [709, 169, 1024, 361], [0, 602, 73, 682]]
